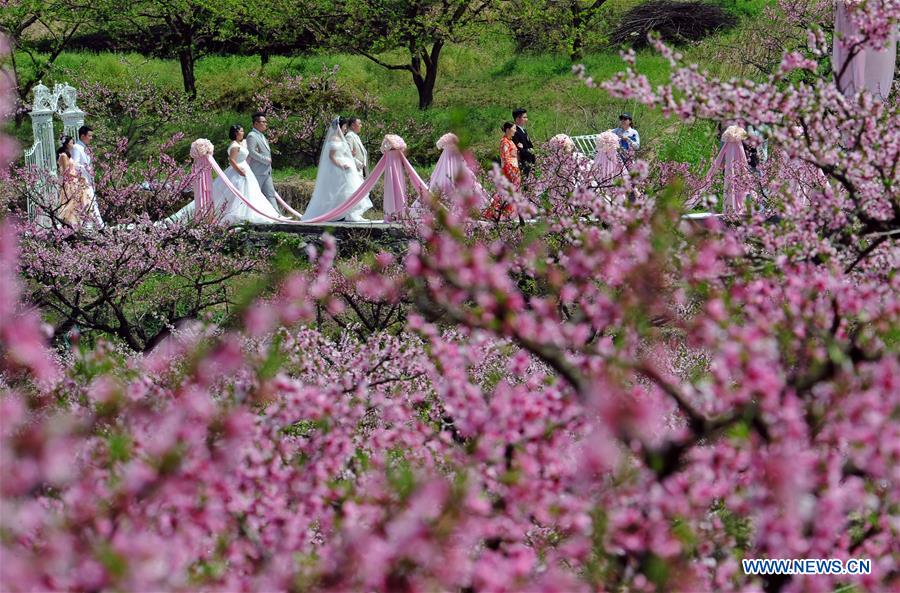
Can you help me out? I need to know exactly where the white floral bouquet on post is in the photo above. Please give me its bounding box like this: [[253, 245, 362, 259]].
[[190, 138, 214, 160], [721, 125, 747, 143], [596, 130, 620, 153], [381, 135, 407, 153]]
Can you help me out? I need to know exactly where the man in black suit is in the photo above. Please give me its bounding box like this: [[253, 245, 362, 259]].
[[512, 108, 535, 179]]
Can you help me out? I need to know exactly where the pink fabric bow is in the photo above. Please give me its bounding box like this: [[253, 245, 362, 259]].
[[424, 138, 488, 210], [192, 157, 213, 215], [591, 147, 626, 183]]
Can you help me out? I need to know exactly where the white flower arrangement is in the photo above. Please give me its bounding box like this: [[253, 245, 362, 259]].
[[721, 125, 748, 143], [548, 134, 575, 153], [436, 133, 459, 150], [381, 134, 407, 153], [597, 130, 620, 153], [190, 139, 214, 159]]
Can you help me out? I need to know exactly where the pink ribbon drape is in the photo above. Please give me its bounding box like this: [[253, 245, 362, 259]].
[[703, 141, 749, 214], [833, 1, 897, 99], [426, 145, 488, 208], [189, 138, 429, 225], [300, 149, 427, 223], [300, 156, 389, 223], [382, 152, 408, 220], [591, 148, 627, 183], [400, 157, 430, 219], [300, 147, 428, 223], [429, 145, 466, 195], [192, 159, 213, 214], [206, 155, 295, 223]]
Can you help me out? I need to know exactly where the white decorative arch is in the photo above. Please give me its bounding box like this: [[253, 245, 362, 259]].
[[24, 81, 86, 224]]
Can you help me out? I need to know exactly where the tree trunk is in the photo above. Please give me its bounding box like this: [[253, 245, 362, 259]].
[[261, 49, 270, 67], [570, 5, 583, 61], [570, 33, 584, 61], [412, 73, 435, 110], [178, 47, 197, 99], [412, 42, 443, 110]]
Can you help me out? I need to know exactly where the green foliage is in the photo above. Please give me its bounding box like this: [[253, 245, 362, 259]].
[[0, 0, 84, 119], [8, 20, 749, 178], [502, 0, 645, 55], [308, 0, 502, 109], [715, 0, 774, 18], [106, 432, 133, 464], [82, 0, 216, 97], [502, 0, 650, 58], [657, 120, 719, 164], [712, 499, 753, 550]]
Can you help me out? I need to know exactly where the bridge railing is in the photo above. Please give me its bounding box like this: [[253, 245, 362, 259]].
[[571, 134, 600, 158]]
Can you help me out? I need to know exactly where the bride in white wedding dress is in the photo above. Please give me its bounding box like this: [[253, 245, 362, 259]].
[[301, 117, 372, 222], [169, 125, 288, 225]]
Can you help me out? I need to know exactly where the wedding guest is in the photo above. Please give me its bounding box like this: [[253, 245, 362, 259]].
[[69, 125, 104, 227], [345, 116, 368, 177], [612, 113, 640, 165], [56, 136, 92, 226], [512, 108, 535, 178]]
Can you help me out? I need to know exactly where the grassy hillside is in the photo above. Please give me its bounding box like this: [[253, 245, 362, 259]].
[[8, 12, 766, 179]]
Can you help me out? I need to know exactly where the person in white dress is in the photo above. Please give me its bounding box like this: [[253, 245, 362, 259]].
[[301, 117, 372, 222], [168, 124, 288, 225]]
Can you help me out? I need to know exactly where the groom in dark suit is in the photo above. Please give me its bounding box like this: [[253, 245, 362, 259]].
[[512, 108, 535, 179]]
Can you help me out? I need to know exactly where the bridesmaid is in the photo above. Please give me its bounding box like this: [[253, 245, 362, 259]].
[[56, 136, 91, 226]]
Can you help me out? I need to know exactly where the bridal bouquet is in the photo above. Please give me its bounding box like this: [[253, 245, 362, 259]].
[[190, 138, 214, 159]]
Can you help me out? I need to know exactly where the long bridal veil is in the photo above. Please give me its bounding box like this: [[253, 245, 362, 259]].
[[302, 117, 364, 221]]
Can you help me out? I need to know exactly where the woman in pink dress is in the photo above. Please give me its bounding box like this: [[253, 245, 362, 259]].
[[56, 136, 92, 226]]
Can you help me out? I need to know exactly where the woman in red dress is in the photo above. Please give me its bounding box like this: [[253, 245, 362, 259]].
[[485, 122, 519, 219], [500, 121, 521, 188]]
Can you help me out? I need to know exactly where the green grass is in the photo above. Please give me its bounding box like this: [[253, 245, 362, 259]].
[[716, 0, 773, 17]]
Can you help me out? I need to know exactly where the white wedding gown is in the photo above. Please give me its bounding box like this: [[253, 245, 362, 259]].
[[302, 128, 372, 222], [169, 141, 286, 225]]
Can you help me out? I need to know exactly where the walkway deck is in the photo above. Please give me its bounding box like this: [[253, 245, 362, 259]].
[[242, 212, 722, 240], [247, 219, 404, 235]]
